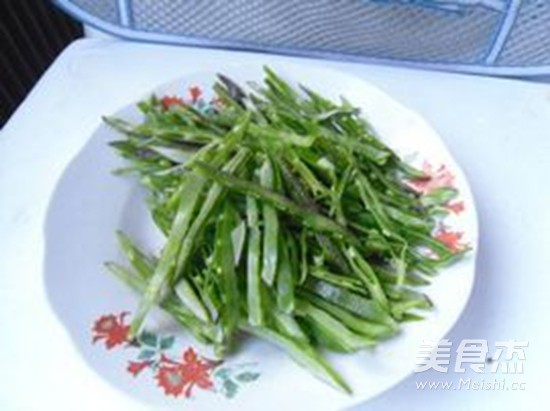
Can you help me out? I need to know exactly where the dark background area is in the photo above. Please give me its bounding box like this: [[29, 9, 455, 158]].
[[0, 1, 82, 127]]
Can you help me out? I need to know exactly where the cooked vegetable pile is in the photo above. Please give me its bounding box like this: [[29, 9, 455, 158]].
[[104, 68, 466, 392]]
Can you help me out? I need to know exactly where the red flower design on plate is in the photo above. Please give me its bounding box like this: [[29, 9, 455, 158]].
[[435, 228, 466, 253], [127, 360, 154, 377], [91, 312, 259, 399], [156, 348, 218, 397], [446, 201, 465, 215], [409, 161, 455, 195], [92, 312, 130, 349], [161, 96, 186, 110], [188, 86, 202, 103], [156, 364, 188, 397]]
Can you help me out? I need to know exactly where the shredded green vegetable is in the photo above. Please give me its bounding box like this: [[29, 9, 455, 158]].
[[104, 67, 467, 393]]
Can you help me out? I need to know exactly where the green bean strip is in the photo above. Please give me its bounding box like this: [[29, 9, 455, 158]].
[[129, 174, 205, 336], [355, 170, 393, 236], [276, 236, 294, 313], [295, 299, 376, 353], [175, 148, 251, 278], [192, 161, 361, 246], [246, 195, 263, 326], [214, 203, 240, 354], [344, 246, 389, 310], [116, 230, 156, 280], [106, 262, 216, 344], [260, 159, 279, 286], [241, 323, 351, 393], [300, 291, 395, 340]]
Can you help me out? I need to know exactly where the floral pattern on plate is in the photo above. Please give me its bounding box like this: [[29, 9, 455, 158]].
[[92, 311, 260, 400]]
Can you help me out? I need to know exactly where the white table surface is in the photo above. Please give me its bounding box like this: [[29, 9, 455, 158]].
[[1, 38, 549, 411]]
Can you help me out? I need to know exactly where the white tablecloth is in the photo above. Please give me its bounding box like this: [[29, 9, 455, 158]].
[[1, 38, 549, 411]]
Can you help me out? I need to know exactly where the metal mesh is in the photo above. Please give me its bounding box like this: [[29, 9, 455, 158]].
[[498, 0, 550, 65], [54, 0, 550, 74], [71, 0, 119, 24], [132, 0, 499, 63]]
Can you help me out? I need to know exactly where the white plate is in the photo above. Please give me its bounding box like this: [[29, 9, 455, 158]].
[[44, 63, 478, 410]]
